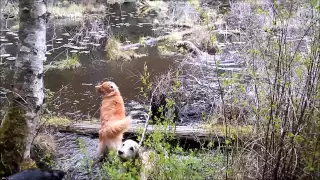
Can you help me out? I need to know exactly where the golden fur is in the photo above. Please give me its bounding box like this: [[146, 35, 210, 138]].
[[95, 81, 131, 159]]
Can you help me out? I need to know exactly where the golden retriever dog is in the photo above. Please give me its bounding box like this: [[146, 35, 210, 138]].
[[95, 81, 131, 160]]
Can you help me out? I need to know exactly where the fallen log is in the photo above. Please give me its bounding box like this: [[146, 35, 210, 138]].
[[58, 122, 220, 139], [52, 121, 253, 148]]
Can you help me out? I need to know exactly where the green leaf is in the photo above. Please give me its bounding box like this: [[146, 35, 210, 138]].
[[288, 132, 294, 138], [225, 139, 231, 145], [295, 135, 304, 143]]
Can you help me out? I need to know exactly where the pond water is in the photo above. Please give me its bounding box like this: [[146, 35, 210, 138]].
[[0, 0, 233, 122], [0, 2, 177, 119]]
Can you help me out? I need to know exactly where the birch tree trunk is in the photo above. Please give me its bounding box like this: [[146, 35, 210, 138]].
[[0, 0, 47, 176]]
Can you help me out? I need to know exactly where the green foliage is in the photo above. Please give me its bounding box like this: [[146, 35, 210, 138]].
[[44, 88, 55, 106], [100, 150, 140, 180], [59, 54, 81, 70], [299, 98, 320, 177], [139, 62, 152, 99], [240, 0, 320, 178], [210, 34, 217, 44], [148, 152, 223, 180], [99, 138, 225, 180], [255, 6, 268, 15], [78, 138, 94, 178], [138, 37, 146, 47]]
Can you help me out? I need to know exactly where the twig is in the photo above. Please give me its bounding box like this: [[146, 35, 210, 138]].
[[138, 76, 166, 147]]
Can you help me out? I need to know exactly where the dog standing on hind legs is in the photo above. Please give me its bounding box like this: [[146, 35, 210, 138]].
[[95, 81, 131, 161]]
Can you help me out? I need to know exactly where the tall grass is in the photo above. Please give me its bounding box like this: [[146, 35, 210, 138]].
[[52, 54, 81, 70]]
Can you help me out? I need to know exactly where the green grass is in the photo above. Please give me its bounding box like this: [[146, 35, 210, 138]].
[[105, 36, 123, 61], [52, 54, 81, 70], [41, 115, 72, 127], [60, 54, 81, 69]]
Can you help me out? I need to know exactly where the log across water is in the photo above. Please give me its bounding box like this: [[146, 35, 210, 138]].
[[53, 122, 253, 149]]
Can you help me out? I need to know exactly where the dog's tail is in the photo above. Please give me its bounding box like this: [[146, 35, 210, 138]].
[[102, 115, 132, 137]]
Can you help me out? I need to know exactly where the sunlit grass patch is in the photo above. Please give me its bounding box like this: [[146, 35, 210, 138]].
[[46, 54, 81, 70], [41, 115, 72, 127], [60, 54, 81, 70]]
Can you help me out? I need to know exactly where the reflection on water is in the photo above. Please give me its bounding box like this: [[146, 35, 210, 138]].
[[0, 2, 176, 119]]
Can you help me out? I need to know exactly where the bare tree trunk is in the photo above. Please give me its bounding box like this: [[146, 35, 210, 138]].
[[0, 0, 47, 176]]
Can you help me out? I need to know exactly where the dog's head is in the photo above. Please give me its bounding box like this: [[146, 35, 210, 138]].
[[117, 139, 139, 160], [95, 81, 119, 96]]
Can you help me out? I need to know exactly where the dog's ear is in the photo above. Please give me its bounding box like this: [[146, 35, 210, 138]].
[[95, 85, 104, 93]]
